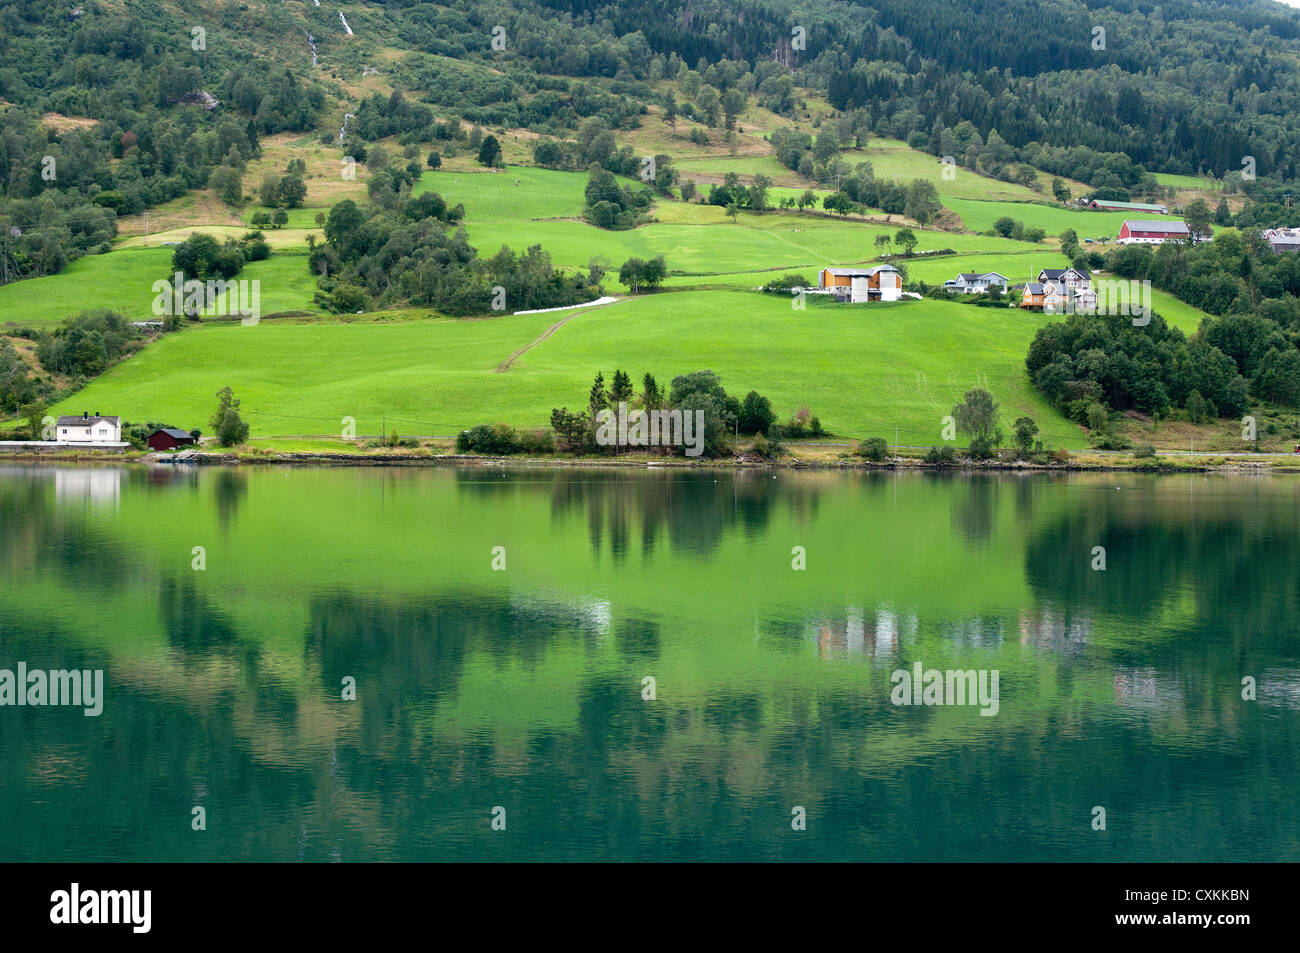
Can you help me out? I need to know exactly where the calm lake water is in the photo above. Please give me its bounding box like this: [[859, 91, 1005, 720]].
[[0, 463, 1297, 862]]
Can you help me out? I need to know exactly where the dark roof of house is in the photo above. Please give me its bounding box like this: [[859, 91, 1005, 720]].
[[1039, 268, 1083, 280], [152, 428, 193, 440], [956, 272, 1007, 281], [56, 415, 120, 427], [1024, 283, 1045, 294]]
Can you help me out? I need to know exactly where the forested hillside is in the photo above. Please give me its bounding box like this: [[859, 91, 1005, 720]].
[[4, 0, 1300, 281]]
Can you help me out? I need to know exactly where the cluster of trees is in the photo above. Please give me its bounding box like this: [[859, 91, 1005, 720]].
[[770, 127, 855, 184], [0, 3, 327, 284], [532, 119, 679, 194], [1094, 227, 1300, 405], [1026, 312, 1252, 426], [583, 167, 654, 229], [454, 0, 1291, 192], [35, 310, 143, 380], [350, 90, 440, 144], [821, 0, 1300, 184], [1104, 229, 1300, 321], [706, 172, 773, 212], [816, 161, 943, 222], [0, 337, 49, 414], [990, 216, 1046, 243], [1232, 189, 1300, 229], [537, 369, 788, 459], [257, 159, 308, 210], [617, 256, 667, 293], [171, 231, 269, 283], [310, 195, 600, 315]]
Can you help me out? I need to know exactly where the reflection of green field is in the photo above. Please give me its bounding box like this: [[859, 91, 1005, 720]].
[[0, 468, 1210, 743], [55, 289, 1082, 446]]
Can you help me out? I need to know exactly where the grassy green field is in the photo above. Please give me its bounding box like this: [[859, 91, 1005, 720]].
[[115, 226, 320, 250], [418, 167, 584, 220], [657, 249, 1074, 290], [840, 140, 1047, 202], [216, 252, 321, 316], [674, 138, 1059, 205], [1154, 172, 1223, 191], [52, 289, 1082, 448], [899, 251, 1071, 285], [0, 247, 319, 327], [674, 153, 808, 185], [7, 163, 1222, 453], [0, 247, 174, 327], [415, 166, 646, 222], [942, 197, 1167, 238], [464, 213, 1038, 274], [1143, 286, 1211, 335]]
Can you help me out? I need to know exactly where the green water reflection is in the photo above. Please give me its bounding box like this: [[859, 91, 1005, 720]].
[[0, 465, 1296, 861]]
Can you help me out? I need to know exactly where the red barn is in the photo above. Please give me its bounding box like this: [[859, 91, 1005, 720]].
[[147, 428, 197, 451], [1116, 220, 1199, 245]]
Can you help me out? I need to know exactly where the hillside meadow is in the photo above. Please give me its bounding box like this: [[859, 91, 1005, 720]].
[[52, 290, 1083, 448], [0, 247, 174, 328], [0, 247, 322, 328], [941, 197, 1174, 238]]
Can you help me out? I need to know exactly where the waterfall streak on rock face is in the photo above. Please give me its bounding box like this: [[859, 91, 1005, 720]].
[[337, 112, 355, 145], [307, 34, 318, 68], [338, 12, 353, 35]]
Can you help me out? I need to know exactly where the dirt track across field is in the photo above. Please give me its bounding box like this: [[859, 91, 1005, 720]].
[[494, 298, 621, 373]]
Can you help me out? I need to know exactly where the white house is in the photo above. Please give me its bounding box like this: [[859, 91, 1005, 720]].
[[1038, 267, 1088, 291], [1020, 268, 1097, 313], [57, 413, 122, 444], [943, 272, 1009, 294]]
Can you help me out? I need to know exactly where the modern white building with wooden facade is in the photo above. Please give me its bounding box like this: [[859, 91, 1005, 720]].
[[818, 265, 903, 303]]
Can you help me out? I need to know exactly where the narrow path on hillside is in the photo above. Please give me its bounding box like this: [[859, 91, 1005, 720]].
[[494, 298, 622, 373]]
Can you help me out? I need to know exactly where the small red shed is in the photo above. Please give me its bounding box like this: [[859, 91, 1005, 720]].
[[147, 428, 197, 451]]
